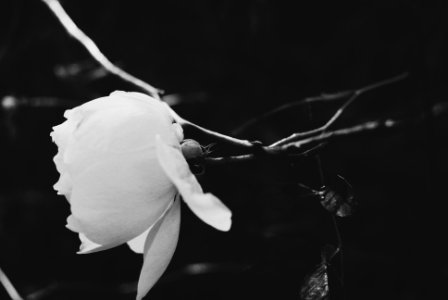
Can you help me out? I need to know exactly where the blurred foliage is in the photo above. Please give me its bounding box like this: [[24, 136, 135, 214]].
[[300, 245, 340, 300], [1, 0, 448, 299], [317, 175, 357, 218]]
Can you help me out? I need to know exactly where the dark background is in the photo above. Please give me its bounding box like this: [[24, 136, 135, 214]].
[[1, 0, 447, 299]]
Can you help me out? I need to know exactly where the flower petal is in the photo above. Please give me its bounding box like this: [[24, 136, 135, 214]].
[[127, 199, 175, 254], [127, 227, 151, 255], [137, 196, 181, 300], [51, 117, 78, 178], [61, 104, 179, 181], [50, 117, 78, 151], [171, 123, 184, 143], [53, 173, 72, 197], [155, 136, 232, 231], [68, 156, 176, 246], [66, 91, 174, 134], [66, 218, 115, 254], [76, 233, 118, 254]]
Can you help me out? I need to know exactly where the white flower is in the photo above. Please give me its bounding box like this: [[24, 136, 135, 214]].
[[51, 91, 232, 299]]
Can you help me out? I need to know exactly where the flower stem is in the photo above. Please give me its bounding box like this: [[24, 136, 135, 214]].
[[183, 120, 255, 148], [165, 105, 255, 148], [203, 119, 400, 164], [41, 0, 163, 99], [0, 266, 23, 300]]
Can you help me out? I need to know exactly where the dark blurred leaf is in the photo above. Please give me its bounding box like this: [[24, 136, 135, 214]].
[[300, 245, 339, 300], [300, 263, 329, 300], [318, 175, 357, 217]]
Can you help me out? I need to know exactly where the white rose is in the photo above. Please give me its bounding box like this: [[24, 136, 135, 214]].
[[51, 91, 231, 299]]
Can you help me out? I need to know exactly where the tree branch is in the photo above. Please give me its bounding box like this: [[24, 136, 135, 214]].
[[232, 90, 353, 135], [203, 119, 400, 165], [269, 73, 408, 147]]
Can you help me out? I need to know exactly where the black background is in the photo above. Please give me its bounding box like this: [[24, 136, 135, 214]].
[[0, 0, 447, 299]]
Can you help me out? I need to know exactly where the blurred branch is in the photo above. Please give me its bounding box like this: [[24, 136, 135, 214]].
[[0, 266, 23, 300], [40, 0, 163, 99], [1, 95, 76, 109]]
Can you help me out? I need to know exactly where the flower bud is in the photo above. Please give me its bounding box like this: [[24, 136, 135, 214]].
[[181, 139, 203, 159]]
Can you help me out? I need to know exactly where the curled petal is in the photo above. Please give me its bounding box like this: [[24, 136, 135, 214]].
[[69, 157, 176, 246], [137, 196, 181, 300], [156, 136, 232, 231]]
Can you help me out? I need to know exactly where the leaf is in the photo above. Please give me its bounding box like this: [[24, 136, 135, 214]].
[[300, 263, 330, 300], [300, 245, 339, 300], [318, 175, 357, 217]]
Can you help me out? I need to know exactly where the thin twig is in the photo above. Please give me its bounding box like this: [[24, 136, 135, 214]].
[[284, 119, 398, 149], [233, 91, 353, 135], [183, 122, 255, 148], [41, 0, 163, 99], [331, 215, 344, 285], [203, 119, 399, 164], [269, 73, 408, 147], [0, 266, 23, 300]]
